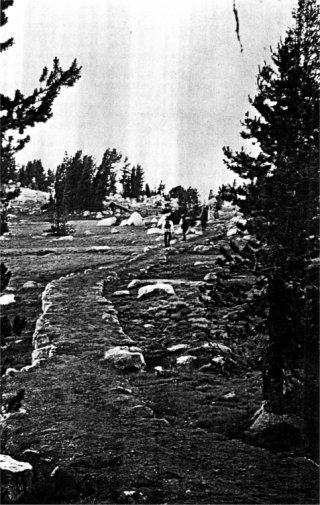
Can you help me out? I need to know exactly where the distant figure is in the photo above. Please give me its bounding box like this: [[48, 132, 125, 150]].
[[200, 206, 208, 231], [162, 216, 174, 247], [179, 214, 189, 241]]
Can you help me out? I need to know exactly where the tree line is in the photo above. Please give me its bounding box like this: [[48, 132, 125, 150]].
[[51, 148, 164, 215]]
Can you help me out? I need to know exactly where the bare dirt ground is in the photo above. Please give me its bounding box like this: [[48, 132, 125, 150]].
[[1, 216, 318, 504]]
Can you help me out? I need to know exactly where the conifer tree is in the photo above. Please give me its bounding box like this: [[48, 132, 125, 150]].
[[145, 183, 151, 198], [133, 164, 144, 200], [218, 0, 319, 433], [62, 151, 83, 213], [92, 148, 122, 210], [0, 0, 81, 231], [75, 155, 95, 211], [120, 159, 132, 199], [0, 155, 16, 183]]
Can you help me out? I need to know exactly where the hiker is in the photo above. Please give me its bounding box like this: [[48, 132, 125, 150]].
[[162, 216, 174, 247], [179, 214, 189, 241], [200, 206, 208, 231]]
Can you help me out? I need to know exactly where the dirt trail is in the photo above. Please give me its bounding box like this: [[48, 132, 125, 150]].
[[1, 219, 318, 504]]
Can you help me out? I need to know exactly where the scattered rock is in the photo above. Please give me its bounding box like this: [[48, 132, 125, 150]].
[[51, 235, 74, 241], [88, 246, 110, 251], [167, 343, 189, 353], [0, 454, 33, 503], [137, 283, 175, 299], [204, 272, 218, 282], [113, 290, 131, 296], [193, 245, 213, 253], [227, 228, 238, 237], [247, 403, 306, 451], [127, 211, 144, 226], [0, 294, 15, 305], [222, 391, 236, 400], [176, 355, 197, 366], [97, 217, 117, 227], [146, 227, 162, 235], [21, 281, 39, 289], [103, 346, 145, 372]]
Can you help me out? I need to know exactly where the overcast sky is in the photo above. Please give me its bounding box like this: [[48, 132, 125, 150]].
[[1, 0, 296, 197]]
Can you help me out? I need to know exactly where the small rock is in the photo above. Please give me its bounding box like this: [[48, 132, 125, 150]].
[[137, 283, 175, 299], [222, 391, 236, 400], [212, 356, 225, 365], [204, 272, 218, 282], [97, 217, 117, 226], [88, 246, 110, 251], [176, 355, 197, 366], [111, 228, 119, 234], [127, 211, 144, 226], [103, 346, 145, 372], [193, 245, 212, 253], [147, 227, 162, 235], [51, 235, 74, 241], [21, 281, 39, 289], [227, 227, 238, 236], [167, 343, 189, 352], [113, 290, 130, 296], [0, 294, 15, 305], [0, 454, 33, 503]]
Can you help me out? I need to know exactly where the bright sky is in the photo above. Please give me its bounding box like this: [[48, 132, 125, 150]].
[[1, 0, 296, 198]]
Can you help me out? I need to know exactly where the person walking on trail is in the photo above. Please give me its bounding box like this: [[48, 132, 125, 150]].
[[162, 216, 174, 247], [200, 206, 208, 232], [179, 214, 189, 241]]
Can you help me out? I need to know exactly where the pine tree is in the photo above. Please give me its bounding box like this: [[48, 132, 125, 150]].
[[46, 169, 55, 190], [133, 164, 144, 200], [50, 153, 69, 233], [75, 155, 95, 211], [145, 183, 151, 198], [0, 1, 14, 53], [0, 155, 16, 183], [120, 158, 131, 199], [0, 0, 81, 231], [62, 151, 82, 213], [92, 148, 122, 211], [219, 0, 319, 433]]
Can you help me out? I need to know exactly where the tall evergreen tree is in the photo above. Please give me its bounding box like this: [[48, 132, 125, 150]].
[[75, 155, 95, 211], [120, 158, 131, 199], [145, 183, 151, 198], [0, 155, 16, 183], [132, 164, 144, 200], [91, 148, 122, 211], [0, 0, 81, 232], [218, 0, 319, 439], [46, 169, 55, 189], [62, 151, 82, 213]]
